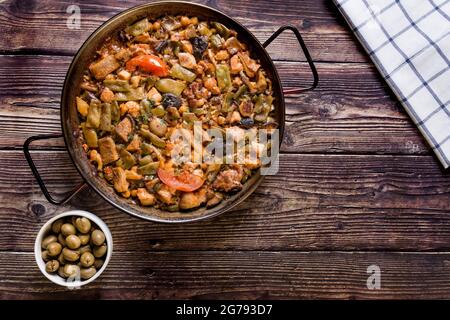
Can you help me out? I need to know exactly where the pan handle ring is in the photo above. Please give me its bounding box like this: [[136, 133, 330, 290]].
[[23, 134, 86, 205], [263, 25, 319, 94]]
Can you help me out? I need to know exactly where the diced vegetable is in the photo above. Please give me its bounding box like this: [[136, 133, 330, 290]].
[[86, 99, 101, 128], [170, 64, 196, 82], [120, 149, 136, 170], [99, 103, 112, 132], [103, 79, 130, 92], [210, 34, 223, 48], [139, 128, 166, 148], [81, 122, 98, 148], [125, 54, 169, 77], [89, 55, 120, 80], [138, 161, 160, 175], [161, 16, 182, 31], [215, 64, 232, 92], [111, 101, 120, 124], [155, 79, 186, 96], [125, 18, 150, 36], [221, 92, 234, 112], [211, 22, 231, 39], [76, 97, 89, 117], [115, 87, 145, 101], [178, 52, 196, 69], [151, 105, 166, 117]]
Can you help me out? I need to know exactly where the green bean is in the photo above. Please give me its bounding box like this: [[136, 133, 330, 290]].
[[170, 64, 196, 83], [115, 87, 145, 101], [151, 105, 166, 117], [139, 128, 166, 148], [111, 101, 120, 125], [215, 64, 231, 93], [210, 34, 223, 48], [120, 149, 136, 169], [125, 18, 150, 36], [155, 79, 186, 96], [86, 99, 101, 128], [182, 112, 198, 123], [99, 103, 112, 132], [103, 79, 130, 92], [138, 161, 160, 175], [81, 122, 98, 148], [221, 92, 234, 112], [211, 22, 231, 39]]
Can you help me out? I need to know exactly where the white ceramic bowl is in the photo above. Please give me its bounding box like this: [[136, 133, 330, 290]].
[[35, 210, 113, 288]]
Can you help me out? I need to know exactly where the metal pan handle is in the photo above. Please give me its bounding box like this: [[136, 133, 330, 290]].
[[23, 134, 86, 205], [263, 25, 319, 94]]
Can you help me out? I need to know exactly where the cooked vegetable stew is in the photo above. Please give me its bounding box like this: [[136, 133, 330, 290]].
[[77, 15, 278, 211]]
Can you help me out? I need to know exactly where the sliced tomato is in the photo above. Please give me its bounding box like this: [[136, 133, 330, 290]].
[[157, 168, 205, 192], [125, 54, 169, 76]]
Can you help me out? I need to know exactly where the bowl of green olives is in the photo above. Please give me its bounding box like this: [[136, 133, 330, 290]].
[[34, 210, 113, 287]]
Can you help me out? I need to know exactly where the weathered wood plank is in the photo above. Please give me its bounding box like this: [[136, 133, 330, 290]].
[[1, 150, 448, 252], [0, 0, 367, 62], [0, 55, 429, 154], [1, 251, 450, 299]]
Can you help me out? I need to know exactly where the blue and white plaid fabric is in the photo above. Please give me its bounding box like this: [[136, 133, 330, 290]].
[[334, 0, 450, 168]]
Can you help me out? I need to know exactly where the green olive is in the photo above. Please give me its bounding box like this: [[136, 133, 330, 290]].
[[58, 233, 66, 246], [61, 223, 76, 237], [79, 245, 92, 255], [75, 217, 91, 234], [51, 219, 64, 233], [80, 252, 95, 268], [41, 235, 57, 249], [93, 244, 107, 258], [57, 252, 66, 265], [47, 242, 62, 257], [62, 247, 80, 262], [41, 250, 51, 262], [58, 266, 67, 278], [80, 267, 97, 280], [45, 260, 59, 273], [91, 230, 106, 246], [63, 264, 80, 278], [65, 234, 81, 249], [94, 259, 104, 269], [79, 234, 90, 245]]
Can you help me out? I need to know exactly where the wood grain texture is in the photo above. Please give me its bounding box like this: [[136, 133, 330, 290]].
[[2, 150, 448, 252], [2, 251, 450, 299], [0, 0, 368, 62], [0, 55, 429, 154]]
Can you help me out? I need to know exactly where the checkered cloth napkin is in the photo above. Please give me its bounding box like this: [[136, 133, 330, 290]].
[[334, 0, 450, 168]]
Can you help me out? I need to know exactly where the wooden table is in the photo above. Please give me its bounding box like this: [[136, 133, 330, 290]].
[[0, 0, 449, 299]]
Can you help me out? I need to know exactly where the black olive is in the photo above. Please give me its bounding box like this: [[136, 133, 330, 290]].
[[162, 93, 182, 108], [155, 40, 169, 53], [240, 117, 254, 127], [191, 36, 208, 59]]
